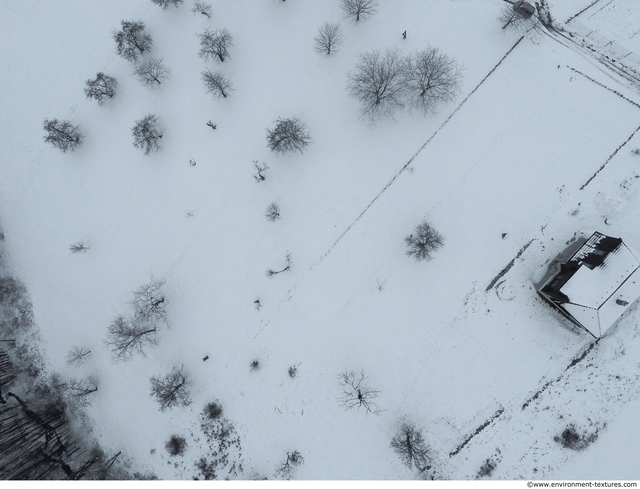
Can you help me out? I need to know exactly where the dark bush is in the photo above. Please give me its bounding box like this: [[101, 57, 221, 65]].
[[165, 435, 187, 456], [476, 458, 497, 479], [204, 401, 223, 420], [554, 424, 599, 451], [288, 366, 298, 379]]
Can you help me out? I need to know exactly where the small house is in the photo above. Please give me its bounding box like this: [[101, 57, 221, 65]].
[[514, 1, 536, 17], [536, 231, 640, 337]]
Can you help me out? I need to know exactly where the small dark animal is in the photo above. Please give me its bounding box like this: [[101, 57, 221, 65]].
[[402, 30, 407, 39], [202, 355, 209, 362], [206, 120, 217, 130]]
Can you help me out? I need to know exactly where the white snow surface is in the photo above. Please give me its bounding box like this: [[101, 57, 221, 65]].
[[1, 0, 640, 480]]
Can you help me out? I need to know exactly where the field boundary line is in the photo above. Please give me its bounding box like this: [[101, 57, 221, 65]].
[[311, 35, 527, 270]]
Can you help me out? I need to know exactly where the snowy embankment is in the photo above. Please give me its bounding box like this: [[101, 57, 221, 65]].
[[1, 0, 640, 480]]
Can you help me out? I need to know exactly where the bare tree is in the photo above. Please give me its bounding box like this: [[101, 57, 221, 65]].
[[130, 277, 168, 325], [274, 451, 304, 480], [202, 69, 233, 99], [265, 203, 280, 222], [113, 20, 153, 62], [338, 369, 382, 415], [347, 48, 407, 123], [134, 58, 171, 88], [64, 376, 99, 408], [405, 220, 444, 261], [404, 48, 462, 115], [84, 72, 118, 106], [499, 1, 539, 31], [266, 252, 291, 277], [43, 118, 83, 152], [266, 117, 311, 154], [69, 240, 89, 254], [151, 0, 183, 9], [150, 365, 192, 412], [105, 314, 159, 361], [253, 160, 269, 182], [132, 114, 163, 155], [314, 22, 344, 56], [390, 422, 432, 473], [66, 346, 92, 367], [198, 28, 234, 63], [192, 0, 212, 17], [340, 0, 378, 22]]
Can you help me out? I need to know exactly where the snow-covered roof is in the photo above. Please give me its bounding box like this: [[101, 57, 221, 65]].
[[537, 232, 640, 337], [560, 236, 640, 308]]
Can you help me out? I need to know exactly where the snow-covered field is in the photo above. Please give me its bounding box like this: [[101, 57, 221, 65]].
[[2, 0, 640, 480]]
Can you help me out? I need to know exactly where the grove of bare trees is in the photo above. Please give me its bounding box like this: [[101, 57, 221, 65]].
[[347, 47, 462, 123], [105, 278, 167, 361]]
